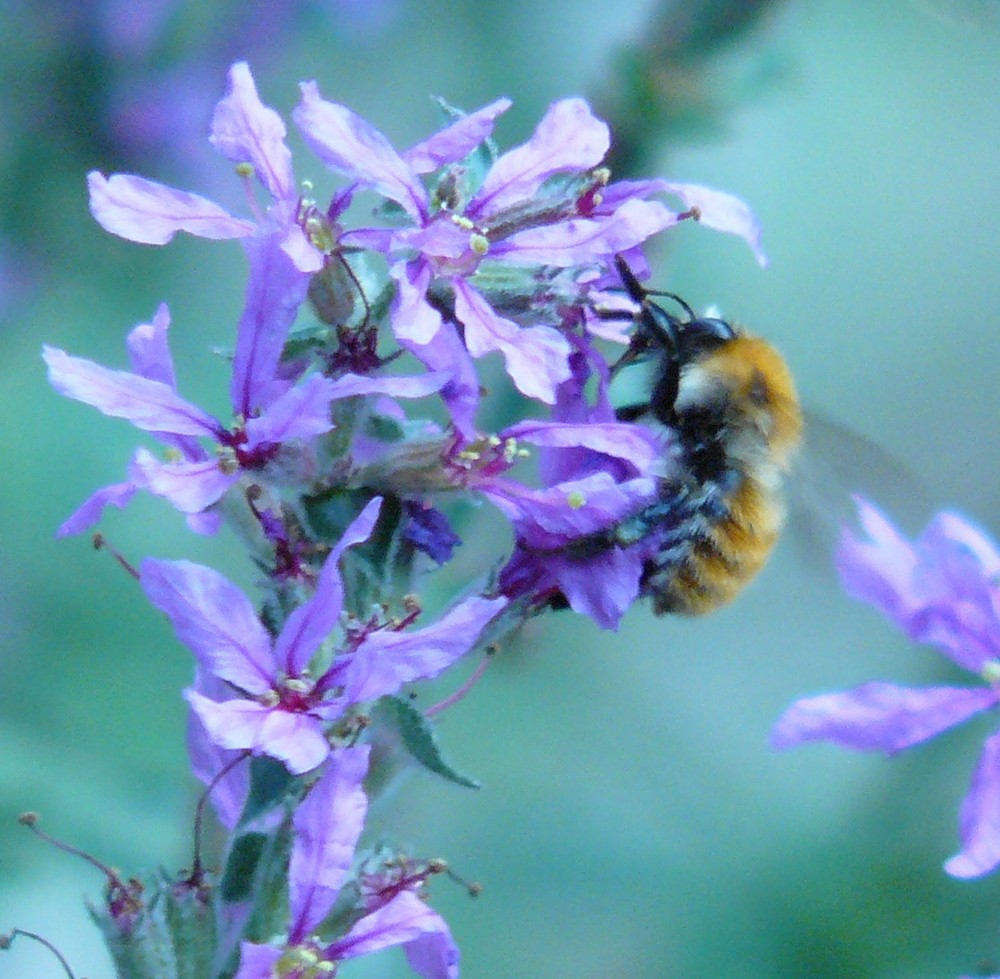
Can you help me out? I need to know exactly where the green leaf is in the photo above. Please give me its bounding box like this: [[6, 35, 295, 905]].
[[375, 696, 481, 789], [219, 832, 267, 903], [237, 756, 294, 829]]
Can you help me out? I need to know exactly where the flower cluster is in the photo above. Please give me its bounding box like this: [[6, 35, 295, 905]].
[[774, 498, 1000, 879], [45, 62, 765, 977]]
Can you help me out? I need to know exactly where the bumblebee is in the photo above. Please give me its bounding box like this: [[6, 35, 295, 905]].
[[610, 256, 802, 615]]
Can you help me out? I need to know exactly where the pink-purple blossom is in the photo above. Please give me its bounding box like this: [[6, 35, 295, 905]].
[[235, 748, 458, 978], [141, 497, 505, 775], [773, 498, 1000, 878], [45, 307, 445, 533]]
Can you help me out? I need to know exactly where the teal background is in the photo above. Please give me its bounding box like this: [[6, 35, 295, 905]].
[[2, 1, 1000, 976]]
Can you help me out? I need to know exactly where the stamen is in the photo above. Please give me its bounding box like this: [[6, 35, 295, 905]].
[[187, 750, 251, 885], [92, 534, 140, 580], [424, 649, 495, 718], [0, 929, 80, 979]]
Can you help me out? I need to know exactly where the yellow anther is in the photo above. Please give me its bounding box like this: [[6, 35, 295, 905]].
[[592, 167, 611, 186], [590, 191, 604, 209], [983, 660, 1000, 686], [487, 435, 502, 447], [469, 233, 489, 256], [260, 690, 280, 708], [235, 162, 254, 178], [451, 214, 475, 230], [284, 677, 311, 694], [566, 490, 587, 510], [301, 179, 314, 193]]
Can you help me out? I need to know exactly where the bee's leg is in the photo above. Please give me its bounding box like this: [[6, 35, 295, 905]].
[[609, 340, 647, 379], [647, 352, 681, 427], [615, 402, 647, 422]]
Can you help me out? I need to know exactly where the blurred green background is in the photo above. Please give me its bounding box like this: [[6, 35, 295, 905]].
[[2, 1, 1000, 976]]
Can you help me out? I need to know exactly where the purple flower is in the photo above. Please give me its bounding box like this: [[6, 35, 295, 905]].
[[141, 497, 506, 774], [481, 419, 667, 629], [44, 306, 445, 532], [88, 61, 318, 269], [235, 748, 458, 978], [292, 85, 698, 412], [773, 498, 1000, 878], [88, 62, 336, 426]]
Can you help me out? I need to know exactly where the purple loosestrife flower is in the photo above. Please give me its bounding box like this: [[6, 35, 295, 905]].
[[235, 746, 458, 979], [44, 307, 444, 532], [773, 498, 1000, 878], [461, 418, 667, 629], [88, 61, 317, 269], [484, 350, 678, 629], [293, 85, 763, 417], [141, 498, 505, 775]]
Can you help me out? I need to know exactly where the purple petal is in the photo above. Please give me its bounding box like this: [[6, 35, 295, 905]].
[[837, 498, 920, 632], [346, 595, 505, 703], [596, 178, 678, 212], [468, 98, 609, 219], [280, 221, 325, 273], [547, 546, 645, 631], [141, 558, 275, 693], [403, 97, 512, 173], [503, 419, 665, 473], [771, 683, 999, 754], [275, 497, 383, 677], [452, 279, 570, 404], [399, 318, 480, 440], [397, 219, 472, 260], [330, 891, 447, 961], [912, 513, 1000, 670], [186, 692, 331, 774], [294, 82, 428, 221], [928, 512, 1000, 576], [187, 510, 223, 536], [230, 226, 312, 416], [87, 171, 254, 244], [289, 745, 370, 938], [209, 61, 295, 202], [494, 199, 677, 266], [483, 473, 657, 547], [57, 481, 137, 537], [130, 449, 238, 513], [390, 260, 443, 344], [44, 345, 221, 437], [326, 370, 448, 401], [234, 943, 282, 979], [662, 182, 767, 267], [125, 306, 206, 459], [243, 374, 337, 450], [405, 914, 461, 979], [126, 303, 176, 386], [945, 728, 1000, 878]]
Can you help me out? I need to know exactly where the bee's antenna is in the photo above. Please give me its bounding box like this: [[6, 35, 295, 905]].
[[645, 289, 696, 322]]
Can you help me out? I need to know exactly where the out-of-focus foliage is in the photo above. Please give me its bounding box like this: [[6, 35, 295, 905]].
[[2, 1, 999, 976]]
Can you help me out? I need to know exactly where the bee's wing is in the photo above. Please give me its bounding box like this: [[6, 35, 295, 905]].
[[785, 411, 933, 572]]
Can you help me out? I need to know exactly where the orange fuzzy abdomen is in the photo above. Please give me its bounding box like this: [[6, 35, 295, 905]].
[[653, 475, 785, 615]]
